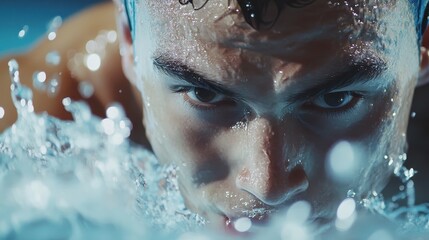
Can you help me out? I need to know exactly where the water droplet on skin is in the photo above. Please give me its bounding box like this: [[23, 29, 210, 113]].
[[286, 201, 312, 224], [47, 76, 60, 97], [46, 16, 62, 41], [337, 198, 356, 220], [335, 198, 357, 231], [85, 40, 97, 53], [18, 25, 29, 38], [0, 107, 5, 119], [48, 32, 57, 41], [78, 81, 94, 98], [406, 180, 415, 207], [86, 54, 101, 71], [233, 217, 252, 233], [8, 59, 20, 84], [8, 59, 35, 113], [107, 30, 117, 43], [33, 71, 47, 91], [45, 51, 61, 66], [326, 141, 358, 183], [106, 106, 121, 119], [347, 190, 356, 198], [47, 16, 62, 30], [62, 97, 71, 107]]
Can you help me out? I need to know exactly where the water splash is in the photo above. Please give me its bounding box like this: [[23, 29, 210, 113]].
[[0, 60, 204, 239], [1, 60, 429, 239]]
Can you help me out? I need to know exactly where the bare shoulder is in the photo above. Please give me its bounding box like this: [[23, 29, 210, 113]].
[[0, 2, 142, 140]]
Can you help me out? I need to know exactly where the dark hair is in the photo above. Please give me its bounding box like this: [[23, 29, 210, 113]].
[[179, 0, 316, 30]]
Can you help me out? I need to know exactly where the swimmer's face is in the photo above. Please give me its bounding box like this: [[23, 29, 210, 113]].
[[118, 0, 420, 231]]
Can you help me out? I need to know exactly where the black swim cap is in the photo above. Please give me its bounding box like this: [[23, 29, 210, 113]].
[[123, 0, 429, 42]]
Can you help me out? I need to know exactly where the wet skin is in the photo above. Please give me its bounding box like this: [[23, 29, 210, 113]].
[[116, 0, 420, 231]]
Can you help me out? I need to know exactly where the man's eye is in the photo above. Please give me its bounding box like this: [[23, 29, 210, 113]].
[[311, 91, 357, 109], [186, 87, 226, 104]]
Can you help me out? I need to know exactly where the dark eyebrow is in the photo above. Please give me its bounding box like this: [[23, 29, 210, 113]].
[[153, 55, 235, 96], [153, 54, 387, 104], [288, 58, 388, 102]]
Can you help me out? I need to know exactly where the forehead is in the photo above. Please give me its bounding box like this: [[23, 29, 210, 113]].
[[135, 0, 416, 87]]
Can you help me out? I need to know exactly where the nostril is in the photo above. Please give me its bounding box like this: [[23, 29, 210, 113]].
[[236, 165, 309, 206], [288, 166, 309, 193]]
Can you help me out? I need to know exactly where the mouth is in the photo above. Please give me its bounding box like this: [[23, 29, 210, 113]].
[[221, 211, 333, 235]]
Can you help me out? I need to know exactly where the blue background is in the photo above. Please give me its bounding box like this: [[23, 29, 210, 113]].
[[0, 0, 105, 56]]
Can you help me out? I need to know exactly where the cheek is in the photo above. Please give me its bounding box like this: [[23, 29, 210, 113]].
[[352, 91, 412, 196], [141, 79, 222, 169]]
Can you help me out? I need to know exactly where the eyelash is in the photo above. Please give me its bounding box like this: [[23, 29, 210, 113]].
[[172, 85, 366, 118], [303, 92, 364, 117], [171, 86, 233, 111]]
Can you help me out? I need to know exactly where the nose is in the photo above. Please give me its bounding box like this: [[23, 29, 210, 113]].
[[235, 117, 309, 206]]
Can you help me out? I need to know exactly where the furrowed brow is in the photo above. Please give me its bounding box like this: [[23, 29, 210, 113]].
[[289, 58, 387, 102], [153, 55, 235, 96]]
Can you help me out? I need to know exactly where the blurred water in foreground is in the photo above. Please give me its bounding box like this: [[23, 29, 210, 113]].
[[1, 59, 429, 240]]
